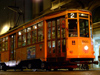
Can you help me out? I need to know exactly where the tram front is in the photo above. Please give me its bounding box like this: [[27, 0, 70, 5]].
[[66, 10, 95, 61]]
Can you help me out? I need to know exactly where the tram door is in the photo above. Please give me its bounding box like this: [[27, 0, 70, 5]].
[[10, 34, 16, 60], [47, 17, 66, 58]]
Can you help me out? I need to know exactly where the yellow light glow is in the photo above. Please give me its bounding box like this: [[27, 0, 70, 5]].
[[1, 25, 9, 35]]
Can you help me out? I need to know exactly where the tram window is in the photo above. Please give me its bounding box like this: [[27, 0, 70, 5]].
[[48, 28, 51, 40], [18, 31, 22, 35], [48, 41, 51, 54], [27, 27, 31, 32], [48, 21, 51, 27], [48, 21, 51, 40], [6, 37, 8, 40], [90, 22, 93, 38], [62, 39, 66, 52], [79, 19, 89, 37], [52, 20, 56, 26], [18, 36, 22, 47], [3, 38, 5, 42], [22, 29, 26, 34], [38, 22, 43, 28], [27, 27, 31, 45], [5, 37, 8, 51], [79, 13, 88, 18], [57, 19, 60, 25], [52, 27, 55, 39], [18, 31, 22, 47], [1, 37, 8, 51], [5, 41, 8, 50], [57, 25, 60, 38], [27, 32, 31, 45], [68, 19, 78, 37], [32, 30, 37, 43], [38, 28, 43, 42], [52, 41, 55, 53], [32, 25, 37, 30], [61, 18, 65, 38], [58, 40, 61, 53], [22, 34, 26, 46], [2, 38, 5, 51], [57, 19, 60, 38]]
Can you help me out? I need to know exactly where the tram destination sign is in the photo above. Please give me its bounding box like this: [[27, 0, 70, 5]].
[[68, 13, 77, 18]]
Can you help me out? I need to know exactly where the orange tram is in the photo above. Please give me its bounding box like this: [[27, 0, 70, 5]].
[[0, 9, 97, 71]]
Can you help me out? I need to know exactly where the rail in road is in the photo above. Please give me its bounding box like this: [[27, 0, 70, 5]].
[[0, 69, 100, 75]]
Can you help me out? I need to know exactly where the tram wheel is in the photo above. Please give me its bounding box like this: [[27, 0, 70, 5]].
[[28, 63, 32, 69]]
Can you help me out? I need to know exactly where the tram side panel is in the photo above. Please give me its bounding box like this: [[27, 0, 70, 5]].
[[1, 51, 9, 62], [15, 43, 45, 62]]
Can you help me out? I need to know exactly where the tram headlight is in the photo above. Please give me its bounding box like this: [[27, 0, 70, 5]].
[[84, 45, 88, 51]]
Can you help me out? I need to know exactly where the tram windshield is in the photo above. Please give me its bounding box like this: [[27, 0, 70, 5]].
[[68, 19, 78, 37], [79, 19, 89, 37]]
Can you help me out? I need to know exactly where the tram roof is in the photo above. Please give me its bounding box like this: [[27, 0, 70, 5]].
[[0, 9, 91, 37]]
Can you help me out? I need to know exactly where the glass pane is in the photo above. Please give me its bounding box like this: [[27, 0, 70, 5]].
[[32, 25, 37, 30], [48, 21, 51, 27], [27, 27, 31, 32], [48, 41, 51, 54], [32, 30, 37, 43], [52, 20, 55, 26], [79, 19, 89, 37], [38, 22, 43, 28], [27, 32, 31, 45], [58, 40, 61, 53], [48, 28, 51, 40], [57, 25, 60, 38], [52, 27, 55, 39], [38, 28, 43, 42], [6, 37, 8, 41], [2, 48, 5, 51], [62, 39, 66, 52], [52, 41, 55, 53], [79, 13, 88, 18], [61, 18, 65, 38], [90, 22, 92, 38], [5, 41, 8, 50], [68, 19, 78, 37], [18, 31, 22, 35], [22, 29, 26, 34], [3, 38, 5, 42], [18, 36, 22, 47], [57, 19, 60, 25], [22, 34, 26, 46]]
